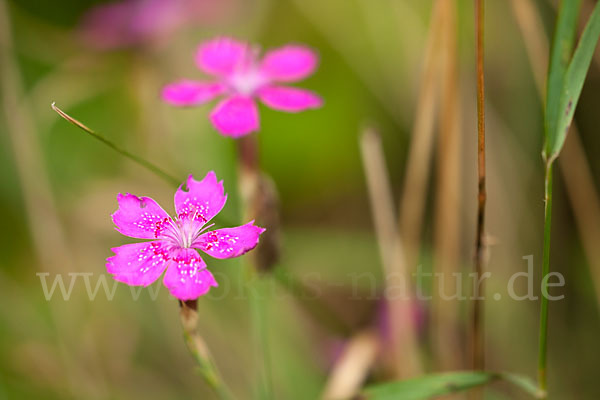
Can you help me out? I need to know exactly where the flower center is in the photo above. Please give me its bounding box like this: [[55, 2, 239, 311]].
[[178, 218, 199, 248], [228, 69, 266, 96], [161, 212, 211, 249]]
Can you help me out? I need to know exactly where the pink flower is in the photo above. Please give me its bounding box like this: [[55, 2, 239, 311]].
[[107, 171, 265, 300], [80, 0, 234, 50], [162, 37, 323, 137]]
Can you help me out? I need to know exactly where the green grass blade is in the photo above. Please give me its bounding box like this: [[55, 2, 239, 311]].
[[361, 372, 495, 400], [548, 1, 600, 161], [360, 371, 541, 400], [498, 372, 544, 399], [544, 0, 582, 161]]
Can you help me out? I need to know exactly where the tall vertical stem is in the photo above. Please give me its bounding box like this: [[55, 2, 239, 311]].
[[236, 135, 273, 400], [472, 0, 486, 379], [398, 0, 443, 270], [360, 128, 422, 378], [433, 0, 463, 371], [537, 162, 553, 399]]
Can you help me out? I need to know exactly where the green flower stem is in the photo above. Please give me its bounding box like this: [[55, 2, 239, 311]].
[[52, 104, 237, 398], [537, 162, 553, 399], [180, 301, 236, 400], [52, 103, 347, 398]]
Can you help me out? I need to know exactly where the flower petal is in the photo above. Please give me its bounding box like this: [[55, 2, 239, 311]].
[[174, 172, 227, 224], [193, 221, 265, 259], [112, 194, 171, 239], [163, 248, 217, 300], [210, 96, 259, 137], [195, 37, 249, 77], [106, 241, 170, 286], [162, 80, 225, 106], [260, 45, 318, 82], [257, 86, 323, 112]]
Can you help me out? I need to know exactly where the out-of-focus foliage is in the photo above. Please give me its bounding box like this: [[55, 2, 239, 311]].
[[1, 0, 600, 399]]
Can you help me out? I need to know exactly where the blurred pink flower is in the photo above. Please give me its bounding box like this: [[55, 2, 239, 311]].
[[162, 37, 323, 137], [80, 0, 232, 50], [107, 171, 265, 300]]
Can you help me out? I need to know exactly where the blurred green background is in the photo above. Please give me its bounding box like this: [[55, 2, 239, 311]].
[[1, 0, 599, 399]]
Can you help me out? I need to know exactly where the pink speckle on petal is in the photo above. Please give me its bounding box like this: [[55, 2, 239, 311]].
[[257, 85, 323, 112], [259, 45, 318, 82], [107, 241, 171, 286], [194, 221, 265, 259], [174, 172, 227, 224], [112, 194, 171, 239], [210, 96, 259, 137], [163, 248, 217, 300]]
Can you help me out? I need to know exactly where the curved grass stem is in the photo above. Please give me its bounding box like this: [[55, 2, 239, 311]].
[[51, 103, 181, 187]]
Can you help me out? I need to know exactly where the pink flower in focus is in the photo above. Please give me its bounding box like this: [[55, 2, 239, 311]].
[[162, 37, 323, 137], [107, 171, 265, 300]]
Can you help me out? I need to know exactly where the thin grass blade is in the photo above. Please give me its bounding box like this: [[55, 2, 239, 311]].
[[548, 1, 600, 160], [544, 0, 582, 160], [361, 371, 541, 400]]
